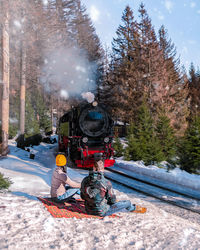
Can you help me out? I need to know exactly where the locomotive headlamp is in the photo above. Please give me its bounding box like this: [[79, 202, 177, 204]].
[[104, 137, 109, 143], [82, 137, 88, 143], [92, 101, 98, 107]]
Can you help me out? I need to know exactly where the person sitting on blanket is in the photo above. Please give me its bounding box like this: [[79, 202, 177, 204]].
[[51, 154, 81, 202], [81, 157, 146, 216]]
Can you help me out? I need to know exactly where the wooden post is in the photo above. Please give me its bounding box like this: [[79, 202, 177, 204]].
[[1, 7, 10, 156]]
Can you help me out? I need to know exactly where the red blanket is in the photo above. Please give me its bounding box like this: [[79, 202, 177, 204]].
[[38, 197, 118, 219]]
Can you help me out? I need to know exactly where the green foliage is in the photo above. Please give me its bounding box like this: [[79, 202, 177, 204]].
[[155, 113, 176, 161], [113, 137, 124, 157], [124, 133, 140, 161], [9, 124, 18, 139], [31, 89, 51, 132], [25, 94, 40, 137], [0, 172, 12, 190], [125, 101, 165, 165], [178, 115, 200, 174], [108, 5, 141, 121], [9, 91, 20, 139], [1, 123, 18, 140]]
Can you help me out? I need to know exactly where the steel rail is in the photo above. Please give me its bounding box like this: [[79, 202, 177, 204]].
[[105, 169, 200, 215], [107, 167, 200, 201]]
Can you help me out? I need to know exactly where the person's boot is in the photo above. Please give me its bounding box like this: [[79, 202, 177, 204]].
[[131, 205, 147, 213]]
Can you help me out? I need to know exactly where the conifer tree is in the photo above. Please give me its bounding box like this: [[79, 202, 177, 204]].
[[0, 172, 12, 190], [137, 3, 163, 109], [178, 115, 200, 173], [25, 94, 40, 137], [72, 0, 102, 61], [155, 112, 176, 161], [157, 25, 189, 136], [125, 100, 164, 165], [135, 100, 164, 165], [108, 5, 140, 121], [124, 122, 140, 161], [188, 63, 200, 115], [69, 0, 103, 93], [30, 87, 51, 132], [9, 92, 20, 139], [113, 137, 124, 157]]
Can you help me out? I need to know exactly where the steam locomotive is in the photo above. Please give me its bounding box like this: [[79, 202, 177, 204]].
[[58, 101, 115, 168]]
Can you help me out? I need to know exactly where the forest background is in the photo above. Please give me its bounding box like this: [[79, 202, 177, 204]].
[[0, 0, 200, 174]]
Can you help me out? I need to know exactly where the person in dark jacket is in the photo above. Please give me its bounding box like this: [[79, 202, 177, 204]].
[[81, 159, 145, 216]]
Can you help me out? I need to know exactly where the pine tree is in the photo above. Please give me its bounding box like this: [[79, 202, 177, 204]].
[[125, 100, 164, 165], [155, 112, 176, 161], [113, 137, 124, 157], [25, 94, 40, 137], [108, 5, 140, 122], [0, 172, 12, 190], [136, 100, 164, 165], [9, 87, 20, 139], [124, 122, 140, 161], [137, 3, 163, 110], [188, 63, 200, 115], [30, 87, 51, 132], [178, 115, 200, 174], [157, 25, 189, 136], [69, 0, 104, 93]]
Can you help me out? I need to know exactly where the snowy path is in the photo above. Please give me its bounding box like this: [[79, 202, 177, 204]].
[[0, 140, 200, 249]]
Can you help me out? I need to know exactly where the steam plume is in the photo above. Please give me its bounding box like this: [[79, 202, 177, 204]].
[[41, 47, 97, 100]]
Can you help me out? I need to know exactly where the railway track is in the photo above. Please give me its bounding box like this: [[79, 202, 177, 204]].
[[105, 167, 200, 215]]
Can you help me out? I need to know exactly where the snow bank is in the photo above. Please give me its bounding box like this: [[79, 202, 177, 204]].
[[116, 160, 200, 191], [0, 140, 83, 196]]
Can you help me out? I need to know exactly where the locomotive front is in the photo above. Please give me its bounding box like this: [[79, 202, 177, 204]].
[[58, 101, 115, 168], [79, 101, 111, 139]]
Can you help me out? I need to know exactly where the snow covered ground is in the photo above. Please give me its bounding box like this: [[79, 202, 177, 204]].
[[116, 159, 200, 192], [0, 139, 200, 250]]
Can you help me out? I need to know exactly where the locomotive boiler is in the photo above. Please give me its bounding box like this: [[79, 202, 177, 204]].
[[58, 101, 115, 168]]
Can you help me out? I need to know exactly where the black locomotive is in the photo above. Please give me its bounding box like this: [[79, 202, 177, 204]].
[[58, 101, 115, 168]]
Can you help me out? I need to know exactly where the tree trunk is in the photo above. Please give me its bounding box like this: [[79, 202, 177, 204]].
[[20, 42, 26, 135], [1, 8, 10, 156]]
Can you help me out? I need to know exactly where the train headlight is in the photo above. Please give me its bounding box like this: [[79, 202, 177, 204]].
[[82, 137, 88, 143], [104, 137, 109, 143], [92, 101, 98, 107]]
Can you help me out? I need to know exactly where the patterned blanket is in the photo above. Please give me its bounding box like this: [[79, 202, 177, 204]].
[[38, 197, 118, 219]]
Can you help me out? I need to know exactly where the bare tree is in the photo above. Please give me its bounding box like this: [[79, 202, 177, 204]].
[[0, 1, 10, 156]]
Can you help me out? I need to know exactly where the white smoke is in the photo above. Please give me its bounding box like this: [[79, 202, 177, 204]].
[[41, 47, 97, 99], [81, 92, 95, 103], [14, 20, 22, 29], [60, 89, 69, 100], [42, 0, 48, 6]]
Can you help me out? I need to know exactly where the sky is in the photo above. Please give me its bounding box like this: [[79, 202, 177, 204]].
[[81, 0, 200, 73]]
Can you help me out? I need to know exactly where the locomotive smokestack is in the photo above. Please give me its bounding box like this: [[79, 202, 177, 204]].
[[81, 92, 95, 103]]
